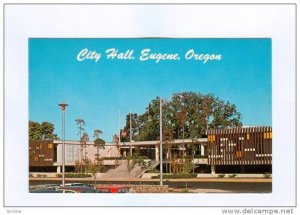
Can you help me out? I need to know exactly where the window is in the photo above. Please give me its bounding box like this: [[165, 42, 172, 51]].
[[263, 132, 272, 139], [48, 143, 53, 149]]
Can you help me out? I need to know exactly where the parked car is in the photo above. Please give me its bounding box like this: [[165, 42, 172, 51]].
[[29, 184, 60, 191], [30, 189, 62, 193], [63, 183, 93, 187], [96, 185, 133, 193], [57, 186, 103, 193]]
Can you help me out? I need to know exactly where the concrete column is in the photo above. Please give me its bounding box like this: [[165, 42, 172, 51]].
[[130, 144, 132, 157], [241, 165, 245, 173], [155, 145, 159, 162], [57, 166, 61, 174], [211, 165, 216, 174], [166, 150, 169, 160], [200, 144, 205, 156]]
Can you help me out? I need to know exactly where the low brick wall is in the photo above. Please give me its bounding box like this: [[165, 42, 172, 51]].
[[130, 185, 169, 193]]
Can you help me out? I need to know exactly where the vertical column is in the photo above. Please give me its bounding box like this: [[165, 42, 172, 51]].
[[129, 144, 132, 157], [57, 166, 61, 173], [241, 165, 245, 173], [211, 165, 216, 174], [155, 145, 159, 162], [200, 144, 205, 156]]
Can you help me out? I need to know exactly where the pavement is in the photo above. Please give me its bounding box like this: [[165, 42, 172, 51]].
[[29, 177, 272, 183]]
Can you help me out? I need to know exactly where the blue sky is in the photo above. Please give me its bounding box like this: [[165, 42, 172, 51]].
[[29, 38, 271, 142]]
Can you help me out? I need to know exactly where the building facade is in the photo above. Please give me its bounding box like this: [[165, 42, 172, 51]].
[[207, 126, 272, 173], [29, 126, 272, 174]]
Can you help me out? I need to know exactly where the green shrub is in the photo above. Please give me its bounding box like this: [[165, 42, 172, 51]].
[[102, 156, 149, 160], [55, 173, 92, 178], [218, 174, 225, 178], [151, 173, 197, 179], [181, 188, 189, 193], [56, 173, 62, 178], [264, 172, 271, 178], [228, 173, 237, 178]]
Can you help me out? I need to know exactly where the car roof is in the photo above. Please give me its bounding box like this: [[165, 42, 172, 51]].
[[96, 185, 128, 188], [59, 186, 93, 189], [30, 190, 61, 193]]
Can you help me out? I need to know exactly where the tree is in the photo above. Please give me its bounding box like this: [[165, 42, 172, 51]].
[[181, 159, 194, 189], [112, 134, 121, 168], [29, 121, 41, 140], [87, 159, 105, 186], [121, 92, 242, 141], [75, 119, 86, 164], [81, 132, 89, 160], [162, 128, 174, 173], [126, 155, 137, 185], [120, 113, 140, 142], [29, 120, 58, 140], [94, 137, 105, 161], [40, 122, 58, 140]]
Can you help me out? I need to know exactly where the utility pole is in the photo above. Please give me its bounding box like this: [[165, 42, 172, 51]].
[[130, 109, 133, 156], [58, 102, 68, 187], [159, 98, 163, 186]]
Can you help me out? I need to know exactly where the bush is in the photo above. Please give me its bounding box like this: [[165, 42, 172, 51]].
[[264, 172, 271, 178], [55, 173, 92, 178], [151, 173, 197, 179], [35, 174, 47, 177], [218, 174, 225, 178], [228, 173, 237, 178], [181, 188, 189, 193], [56, 173, 62, 178], [147, 167, 159, 173]]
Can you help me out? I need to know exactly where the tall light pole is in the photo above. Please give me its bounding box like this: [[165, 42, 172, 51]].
[[130, 109, 133, 156], [159, 98, 163, 186], [58, 102, 68, 187]]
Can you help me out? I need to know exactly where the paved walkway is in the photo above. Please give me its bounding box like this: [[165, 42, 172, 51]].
[[29, 177, 272, 183]]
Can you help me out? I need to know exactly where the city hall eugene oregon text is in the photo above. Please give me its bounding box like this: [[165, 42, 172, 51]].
[[76, 48, 222, 63]]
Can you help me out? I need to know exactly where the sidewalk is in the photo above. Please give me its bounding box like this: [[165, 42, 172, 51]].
[[29, 177, 272, 183]]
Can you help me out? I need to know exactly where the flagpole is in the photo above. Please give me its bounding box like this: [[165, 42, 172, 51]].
[[119, 110, 121, 146], [130, 109, 132, 156]]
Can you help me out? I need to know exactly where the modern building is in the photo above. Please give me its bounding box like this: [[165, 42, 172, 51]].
[[207, 126, 272, 174], [29, 126, 272, 174]]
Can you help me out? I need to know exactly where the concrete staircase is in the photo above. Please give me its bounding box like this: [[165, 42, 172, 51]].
[[136, 161, 160, 178], [101, 160, 143, 179]]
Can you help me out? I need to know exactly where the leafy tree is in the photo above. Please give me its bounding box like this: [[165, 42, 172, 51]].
[[126, 155, 137, 185], [29, 121, 42, 140], [121, 92, 242, 141], [40, 122, 58, 140], [87, 159, 105, 186], [29, 120, 58, 140], [94, 138, 105, 161], [181, 159, 194, 189], [120, 113, 140, 142], [81, 132, 89, 160], [75, 119, 86, 165]]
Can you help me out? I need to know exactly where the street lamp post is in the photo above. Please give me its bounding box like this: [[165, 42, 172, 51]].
[[159, 98, 163, 186], [58, 102, 68, 187]]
